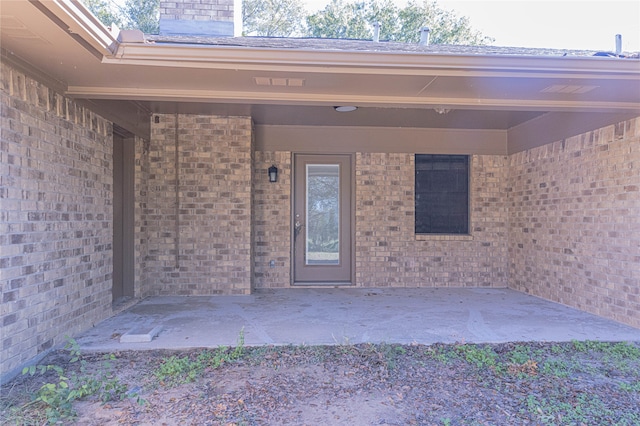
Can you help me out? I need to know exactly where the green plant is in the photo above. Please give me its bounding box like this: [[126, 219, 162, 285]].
[[550, 344, 568, 354], [605, 342, 640, 360], [619, 381, 640, 392], [569, 341, 640, 373], [425, 345, 459, 364], [571, 339, 609, 353], [375, 343, 407, 370], [541, 359, 571, 378], [19, 338, 137, 423], [154, 329, 245, 386], [153, 354, 199, 385], [455, 344, 500, 370], [21, 364, 74, 422], [507, 344, 534, 365], [525, 390, 639, 425]]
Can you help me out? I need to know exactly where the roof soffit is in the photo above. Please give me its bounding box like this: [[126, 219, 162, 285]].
[[30, 0, 118, 58]]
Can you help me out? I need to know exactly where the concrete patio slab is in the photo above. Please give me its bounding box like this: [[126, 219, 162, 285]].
[[75, 288, 640, 352]]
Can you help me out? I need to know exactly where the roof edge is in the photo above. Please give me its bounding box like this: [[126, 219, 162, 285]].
[[31, 0, 119, 57], [108, 41, 640, 78]]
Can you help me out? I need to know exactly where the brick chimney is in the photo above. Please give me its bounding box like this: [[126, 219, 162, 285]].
[[159, 0, 241, 37]]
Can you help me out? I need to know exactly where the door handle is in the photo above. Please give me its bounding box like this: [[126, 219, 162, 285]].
[[294, 215, 304, 239]]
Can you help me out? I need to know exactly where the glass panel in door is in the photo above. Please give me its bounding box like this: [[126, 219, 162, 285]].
[[306, 164, 340, 265]]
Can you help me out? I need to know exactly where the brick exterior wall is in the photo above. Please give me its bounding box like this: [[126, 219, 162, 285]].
[[144, 114, 253, 295], [134, 136, 151, 297], [252, 152, 509, 289], [355, 153, 509, 287], [253, 151, 292, 288], [1, 62, 113, 379], [508, 117, 640, 328]]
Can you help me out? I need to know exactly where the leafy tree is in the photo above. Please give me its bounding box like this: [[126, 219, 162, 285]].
[[83, 0, 124, 29], [306, 0, 493, 45], [242, 0, 308, 36], [305, 0, 373, 40], [82, 0, 490, 44], [123, 0, 159, 35], [83, 0, 159, 34]]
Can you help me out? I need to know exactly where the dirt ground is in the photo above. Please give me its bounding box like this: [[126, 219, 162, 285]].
[[2, 341, 640, 425]]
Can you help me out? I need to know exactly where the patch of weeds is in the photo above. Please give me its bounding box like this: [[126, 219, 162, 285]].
[[455, 344, 501, 372], [153, 354, 201, 385], [8, 338, 137, 424], [541, 359, 571, 378], [570, 339, 638, 357], [570, 341, 640, 373], [606, 342, 640, 360], [507, 344, 532, 365], [243, 345, 272, 365], [571, 339, 608, 352], [335, 339, 357, 356], [154, 329, 245, 386], [602, 342, 640, 372], [425, 344, 459, 364], [550, 344, 569, 354], [619, 381, 640, 392], [503, 345, 540, 378], [525, 391, 639, 426], [375, 343, 407, 371]]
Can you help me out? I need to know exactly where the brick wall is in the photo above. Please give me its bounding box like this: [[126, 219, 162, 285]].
[[356, 153, 509, 287], [134, 136, 151, 297], [252, 152, 509, 288], [0, 62, 113, 380], [253, 151, 291, 288], [508, 117, 640, 328], [145, 114, 253, 295]]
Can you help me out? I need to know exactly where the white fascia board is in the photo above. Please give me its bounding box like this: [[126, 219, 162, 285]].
[[37, 0, 119, 56], [108, 43, 640, 79]]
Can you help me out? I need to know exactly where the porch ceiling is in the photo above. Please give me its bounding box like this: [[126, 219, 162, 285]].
[[1, 0, 639, 144]]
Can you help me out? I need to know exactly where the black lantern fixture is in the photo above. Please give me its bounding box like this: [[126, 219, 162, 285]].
[[268, 165, 278, 183]]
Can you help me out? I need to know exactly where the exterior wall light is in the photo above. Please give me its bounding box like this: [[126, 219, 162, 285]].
[[268, 165, 278, 182]]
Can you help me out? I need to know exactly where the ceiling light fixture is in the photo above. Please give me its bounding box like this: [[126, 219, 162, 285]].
[[334, 106, 358, 112]]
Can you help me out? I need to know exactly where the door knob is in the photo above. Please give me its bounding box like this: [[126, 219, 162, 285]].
[[294, 214, 304, 238]]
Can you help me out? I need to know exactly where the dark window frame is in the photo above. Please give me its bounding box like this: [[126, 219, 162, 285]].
[[415, 154, 470, 235]]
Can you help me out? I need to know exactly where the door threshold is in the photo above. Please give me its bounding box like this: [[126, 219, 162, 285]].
[[293, 282, 353, 287]]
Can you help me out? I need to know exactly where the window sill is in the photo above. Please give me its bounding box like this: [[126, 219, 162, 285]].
[[415, 234, 473, 241]]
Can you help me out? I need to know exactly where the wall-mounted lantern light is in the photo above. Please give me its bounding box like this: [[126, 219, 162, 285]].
[[268, 165, 278, 183]]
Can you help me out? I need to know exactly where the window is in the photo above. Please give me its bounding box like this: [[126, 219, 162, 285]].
[[415, 154, 469, 234]]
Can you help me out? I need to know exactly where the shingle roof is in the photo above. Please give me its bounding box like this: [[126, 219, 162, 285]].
[[146, 35, 638, 58]]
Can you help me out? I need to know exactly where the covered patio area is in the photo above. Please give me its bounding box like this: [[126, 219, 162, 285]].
[[76, 288, 640, 352]]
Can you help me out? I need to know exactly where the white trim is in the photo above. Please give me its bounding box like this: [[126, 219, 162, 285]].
[[36, 0, 118, 56], [108, 43, 640, 78]]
